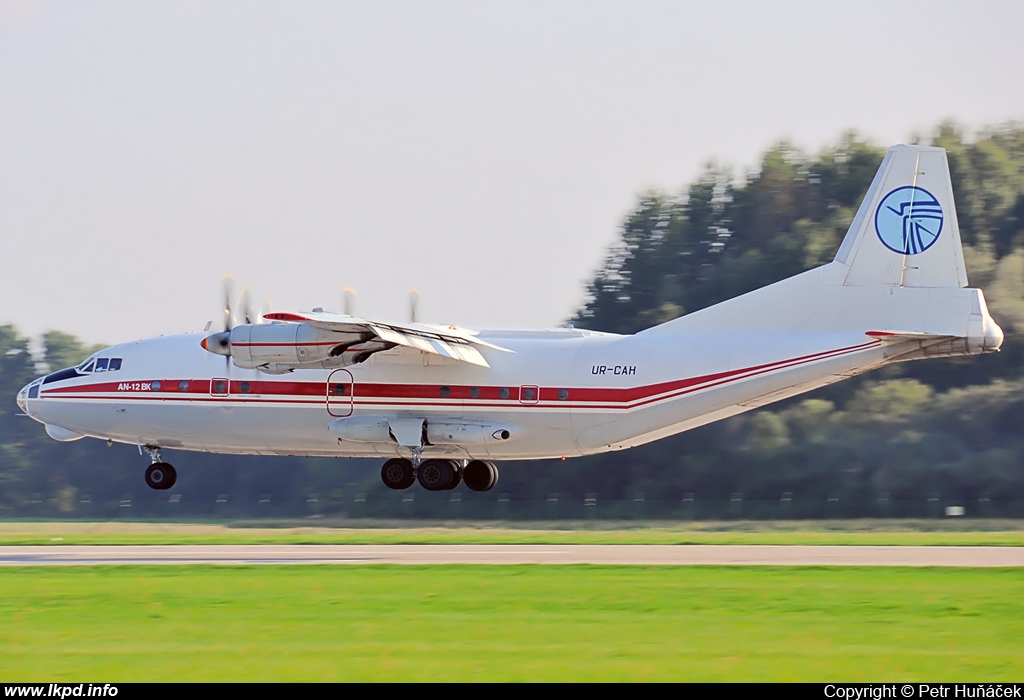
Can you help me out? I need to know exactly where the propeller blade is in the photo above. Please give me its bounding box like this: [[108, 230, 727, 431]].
[[342, 287, 356, 316], [408, 288, 420, 324], [239, 286, 255, 326], [221, 275, 236, 332]]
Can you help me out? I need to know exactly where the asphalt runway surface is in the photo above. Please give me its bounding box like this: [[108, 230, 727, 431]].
[[1, 544, 1022, 566]]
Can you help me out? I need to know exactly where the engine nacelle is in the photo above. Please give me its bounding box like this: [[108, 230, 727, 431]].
[[205, 323, 372, 371]]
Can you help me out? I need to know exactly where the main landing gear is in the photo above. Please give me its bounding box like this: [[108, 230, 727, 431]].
[[142, 446, 177, 491], [380, 458, 499, 492]]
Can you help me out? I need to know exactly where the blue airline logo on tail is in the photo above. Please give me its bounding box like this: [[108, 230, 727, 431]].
[[875, 186, 943, 255]]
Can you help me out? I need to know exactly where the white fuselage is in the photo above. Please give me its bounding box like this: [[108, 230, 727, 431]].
[[23, 282, 986, 463], [20, 326, 882, 461]]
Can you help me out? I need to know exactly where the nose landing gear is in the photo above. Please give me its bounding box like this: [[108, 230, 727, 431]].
[[142, 446, 177, 491]]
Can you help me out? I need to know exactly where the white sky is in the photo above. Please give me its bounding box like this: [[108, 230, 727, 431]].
[[2, 0, 1023, 345]]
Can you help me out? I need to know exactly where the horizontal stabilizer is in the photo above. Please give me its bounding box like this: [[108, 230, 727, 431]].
[[865, 330, 956, 342]]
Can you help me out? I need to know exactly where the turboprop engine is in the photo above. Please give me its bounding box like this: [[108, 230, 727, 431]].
[[202, 322, 389, 371]]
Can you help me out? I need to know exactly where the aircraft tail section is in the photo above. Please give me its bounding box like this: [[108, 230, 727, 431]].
[[642, 144, 999, 350], [832, 144, 968, 289]]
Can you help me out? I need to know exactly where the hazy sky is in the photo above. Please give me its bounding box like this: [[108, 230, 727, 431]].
[[2, 0, 1022, 346]]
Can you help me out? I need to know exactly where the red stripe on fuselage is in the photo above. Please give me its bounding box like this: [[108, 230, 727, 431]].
[[38, 341, 880, 409]]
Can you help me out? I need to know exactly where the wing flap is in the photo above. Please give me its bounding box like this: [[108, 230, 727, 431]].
[[263, 311, 503, 367]]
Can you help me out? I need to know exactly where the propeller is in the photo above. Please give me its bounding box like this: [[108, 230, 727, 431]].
[[204, 275, 258, 361], [342, 287, 356, 316], [408, 288, 420, 324]]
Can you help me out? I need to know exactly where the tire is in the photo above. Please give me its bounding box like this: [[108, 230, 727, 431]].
[[161, 464, 177, 490], [463, 460, 499, 492], [417, 459, 455, 491], [445, 462, 463, 491], [381, 458, 415, 490], [145, 463, 176, 491]]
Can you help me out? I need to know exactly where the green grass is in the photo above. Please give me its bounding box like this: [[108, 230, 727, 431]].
[[0, 565, 1021, 681], [2, 520, 1024, 545]]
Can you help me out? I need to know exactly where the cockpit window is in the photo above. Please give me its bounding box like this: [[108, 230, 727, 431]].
[[75, 357, 123, 373], [43, 367, 81, 384]]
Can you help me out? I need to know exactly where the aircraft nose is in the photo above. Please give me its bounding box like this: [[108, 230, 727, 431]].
[[16, 383, 29, 413]]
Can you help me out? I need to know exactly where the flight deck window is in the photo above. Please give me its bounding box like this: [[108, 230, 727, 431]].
[[95, 358, 109, 372], [108, 358, 122, 371], [43, 368, 81, 384], [80, 360, 95, 373]]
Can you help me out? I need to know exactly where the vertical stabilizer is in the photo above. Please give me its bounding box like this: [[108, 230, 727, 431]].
[[833, 145, 968, 288]]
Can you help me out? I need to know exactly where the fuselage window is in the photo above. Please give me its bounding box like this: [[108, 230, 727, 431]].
[[439, 386, 451, 398], [212, 380, 228, 395], [469, 387, 481, 399], [523, 387, 536, 401], [151, 380, 162, 391], [498, 387, 510, 399], [239, 381, 252, 394], [178, 380, 190, 391], [557, 388, 569, 400], [330, 383, 347, 396], [95, 358, 109, 372]]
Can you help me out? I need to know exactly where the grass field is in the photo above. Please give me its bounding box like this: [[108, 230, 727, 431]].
[[1, 565, 1021, 681], [2, 520, 1024, 546]]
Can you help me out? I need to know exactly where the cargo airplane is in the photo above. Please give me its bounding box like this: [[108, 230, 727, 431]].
[[17, 146, 1004, 493]]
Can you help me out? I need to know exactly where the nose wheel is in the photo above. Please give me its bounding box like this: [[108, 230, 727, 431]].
[[145, 462, 177, 490], [141, 445, 177, 490]]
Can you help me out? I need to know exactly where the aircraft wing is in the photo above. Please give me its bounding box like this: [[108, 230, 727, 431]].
[[262, 311, 510, 368]]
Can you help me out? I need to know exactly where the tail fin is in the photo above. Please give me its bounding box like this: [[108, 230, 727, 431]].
[[833, 145, 968, 288]]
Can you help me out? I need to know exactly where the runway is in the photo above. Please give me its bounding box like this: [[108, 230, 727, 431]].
[[0, 544, 1022, 566]]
